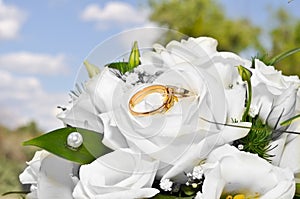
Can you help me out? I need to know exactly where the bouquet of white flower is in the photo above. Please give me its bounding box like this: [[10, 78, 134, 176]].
[[8, 34, 300, 199]]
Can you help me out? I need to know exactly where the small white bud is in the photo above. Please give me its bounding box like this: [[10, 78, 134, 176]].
[[238, 144, 244, 150]]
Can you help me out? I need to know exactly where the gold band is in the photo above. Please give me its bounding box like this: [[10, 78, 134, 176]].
[[129, 85, 193, 116]]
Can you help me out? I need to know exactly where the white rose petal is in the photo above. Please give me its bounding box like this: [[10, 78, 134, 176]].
[[86, 67, 125, 113], [57, 92, 103, 133], [162, 122, 251, 179], [99, 111, 128, 150], [73, 149, 159, 199]]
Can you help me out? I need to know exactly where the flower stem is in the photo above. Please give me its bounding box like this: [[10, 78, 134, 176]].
[[242, 79, 252, 122]]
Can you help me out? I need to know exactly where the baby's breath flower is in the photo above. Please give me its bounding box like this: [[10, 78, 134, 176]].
[[160, 178, 173, 192], [125, 72, 139, 85], [133, 66, 144, 74], [192, 165, 204, 180]]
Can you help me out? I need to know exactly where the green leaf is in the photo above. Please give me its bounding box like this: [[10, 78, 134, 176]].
[[106, 41, 140, 74], [267, 47, 300, 66], [151, 194, 194, 199], [280, 114, 300, 126], [23, 127, 112, 164], [128, 41, 140, 68], [83, 60, 100, 78], [106, 62, 129, 74]]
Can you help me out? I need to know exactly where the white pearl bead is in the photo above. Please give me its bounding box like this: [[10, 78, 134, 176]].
[[67, 132, 83, 149]]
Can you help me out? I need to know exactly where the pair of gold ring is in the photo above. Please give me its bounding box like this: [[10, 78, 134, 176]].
[[128, 85, 194, 116]]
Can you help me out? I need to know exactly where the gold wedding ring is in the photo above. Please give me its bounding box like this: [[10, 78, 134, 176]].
[[129, 85, 194, 116]]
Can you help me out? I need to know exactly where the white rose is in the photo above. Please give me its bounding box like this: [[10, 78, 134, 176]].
[[73, 149, 159, 199], [58, 37, 251, 180], [202, 144, 295, 199], [96, 37, 251, 179], [113, 63, 225, 162], [251, 59, 300, 127], [19, 150, 76, 199], [111, 39, 227, 155]]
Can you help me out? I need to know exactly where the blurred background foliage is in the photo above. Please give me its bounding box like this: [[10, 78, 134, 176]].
[[0, 122, 41, 198], [149, 0, 300, 75], [149, 0, 262, 52]]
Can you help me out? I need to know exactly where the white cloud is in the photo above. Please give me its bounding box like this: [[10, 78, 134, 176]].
[[0, 0, 27, 40], [0, 69, 68, 131], [80, 2, 149, 29], [0, 70, 41, 100], [0, 52, 69, 75]]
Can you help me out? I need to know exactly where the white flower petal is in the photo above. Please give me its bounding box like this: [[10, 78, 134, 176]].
[[162, 122, 251, 179], [19, 151, 76, 199], [202, 145, 295, 199], [57, 92, 103, 133], [19, 167, 37, 184], [251, 59, 299, 128], [86, 67, 125, 113], [19, 150, 50, 184], [181, 37, 218, 57], [92, 188, 159, 199], [37, 155, 75, 199], [99, 111, 128, 150], [280, 135, 300, 174], [73, 149, 159, 199], [268, 134, 287, 166], [225, 85, 245, 122]]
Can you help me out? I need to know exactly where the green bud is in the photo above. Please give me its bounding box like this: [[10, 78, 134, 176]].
[[128, 41, 140, 68], [191, 183, 198, 189], [237, 65, 252, 82], [84, 60, 100, 78]]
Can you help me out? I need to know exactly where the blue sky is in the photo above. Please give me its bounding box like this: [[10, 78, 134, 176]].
[[1, 0, 299, 131]]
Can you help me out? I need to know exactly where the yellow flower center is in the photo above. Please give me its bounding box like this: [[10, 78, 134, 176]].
[[224, 193, 260, 199], [225, 194, 245, 199]]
